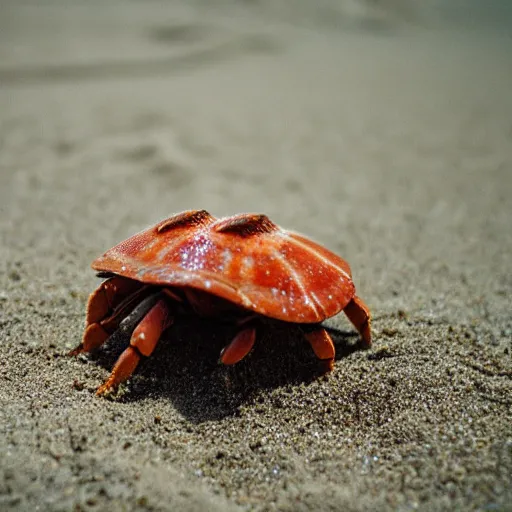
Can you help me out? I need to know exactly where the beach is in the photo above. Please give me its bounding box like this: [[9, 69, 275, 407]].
[[1, 1, 511, 510]]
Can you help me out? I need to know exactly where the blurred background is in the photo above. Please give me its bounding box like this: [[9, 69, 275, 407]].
[[1, 0, 511, 310], [1, 1, 511, 71]]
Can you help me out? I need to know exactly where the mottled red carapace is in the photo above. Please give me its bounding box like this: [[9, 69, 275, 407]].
[[71, 210, 371, 395]]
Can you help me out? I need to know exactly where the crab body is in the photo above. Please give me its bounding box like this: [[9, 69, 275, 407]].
[[72, 210, 371, 395]]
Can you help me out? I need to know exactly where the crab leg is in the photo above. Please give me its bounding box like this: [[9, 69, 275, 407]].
[[70, 277, 146, 355], [343, 295, 372, 347], [304, 328, 335, 359], [96, 298, 173, 396], [303, 328, 335, 371], [72, 286, 156, 355], [220, 327, 256, 365], [73, 283, 180, 357], [86, 277, 143, 326]]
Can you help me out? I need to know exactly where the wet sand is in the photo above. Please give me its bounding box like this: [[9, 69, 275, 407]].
[[1, 1, 511, 510]]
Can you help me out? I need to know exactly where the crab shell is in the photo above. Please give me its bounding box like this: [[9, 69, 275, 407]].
[[91, 210, 356, 324]]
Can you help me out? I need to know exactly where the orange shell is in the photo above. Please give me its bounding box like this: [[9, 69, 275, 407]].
[[92, 210, 356, 323]]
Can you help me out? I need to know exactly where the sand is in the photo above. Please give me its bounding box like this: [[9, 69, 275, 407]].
[[1, 1, 511, 510]]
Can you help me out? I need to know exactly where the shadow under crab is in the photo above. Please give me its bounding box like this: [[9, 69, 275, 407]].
[[86, 315, 364, 422]]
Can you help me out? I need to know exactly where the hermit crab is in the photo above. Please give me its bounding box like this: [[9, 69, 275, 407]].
[[71, 210, 371, 395]]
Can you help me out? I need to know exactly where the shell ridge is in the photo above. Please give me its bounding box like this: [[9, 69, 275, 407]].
[[156, 210, 214, 234], [213, 214, 278, 237], [273, 251, 322, 319], [284, 232, 352, 281]]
